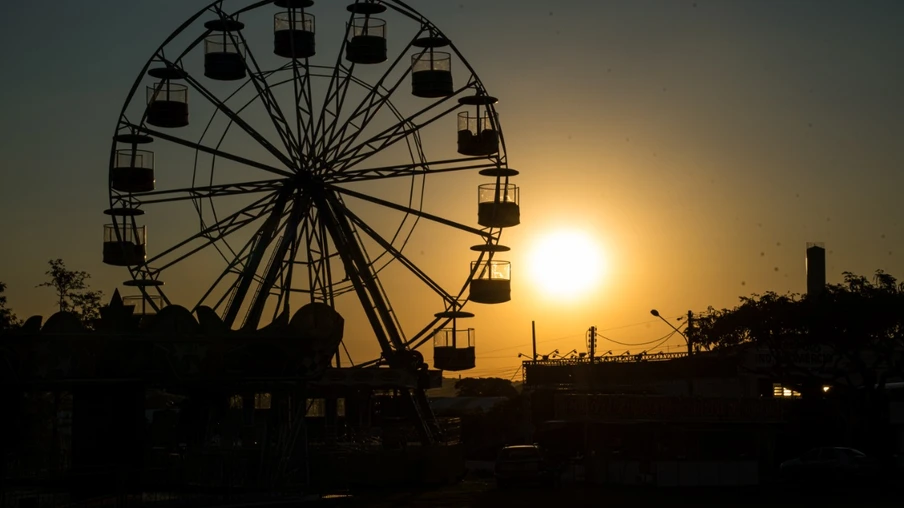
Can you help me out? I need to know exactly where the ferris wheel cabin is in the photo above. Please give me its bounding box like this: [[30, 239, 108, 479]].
[[146, 81, 189, 128], [457, 95, 499, 156], [346, 17, 387, 64], [203, 20, 248, 81], [477, 183, 520, 228], [411, 39, 453, 98], [457, 112, 499, 156], [433, 327, 476, 371], [469, 259, 511, 304], [111, 134, 155, 193], [102, 223, 147, 267], [274, 11, 316, 59]]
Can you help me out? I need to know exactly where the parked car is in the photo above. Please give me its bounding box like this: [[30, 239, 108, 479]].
[[779, 447, 878, 484], [494, 444, 558, 488]]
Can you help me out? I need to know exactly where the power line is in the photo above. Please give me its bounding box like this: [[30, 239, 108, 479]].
[[597, 322, 686, 347], [475, 316, 688, 357], [640, 330, 678, 354], [479, 332, 585, 355], [598, 316, 683, 333]]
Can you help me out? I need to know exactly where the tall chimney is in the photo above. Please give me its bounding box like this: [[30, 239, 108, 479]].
[[806, 242, 826, 296]]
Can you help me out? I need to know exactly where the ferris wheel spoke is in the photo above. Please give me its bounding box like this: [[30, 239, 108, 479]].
[[290, 55, 311, 164], [312, 10, 358, 163], [227, 28, 304, 164], [328, 183, 491, 239], [330, 97, 465, 174], [131, 179, 286, 205], [319, 29, 424, 164], [178, 72, 296, 170], [343, 207, 457, 305], [327, 158, 502, 184], [147, 191, 280, 270], [320, 82, 396, 166], [127, 122, 293, 178], [315, 61, 356, 163]]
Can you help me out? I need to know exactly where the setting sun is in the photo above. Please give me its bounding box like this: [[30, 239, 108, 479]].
[[527, 229, 607, 300]]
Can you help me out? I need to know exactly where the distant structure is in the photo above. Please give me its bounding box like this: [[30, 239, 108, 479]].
[[806, 242, 826, 295]]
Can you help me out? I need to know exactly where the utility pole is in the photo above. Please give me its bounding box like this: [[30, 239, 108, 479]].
[[531, 321, 537, 362], [686, 310, 694, 356], [588, 326, 597, 364]]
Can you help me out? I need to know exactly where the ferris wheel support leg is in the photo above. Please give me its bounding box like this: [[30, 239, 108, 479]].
[[316, 192, 407, 360], [242, 195, 311, 331], [223, 190, 290, 328]]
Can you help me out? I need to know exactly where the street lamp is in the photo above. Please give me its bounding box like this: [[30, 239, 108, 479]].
[[651, 309, 696, 396], [650, 309, 692, 356]]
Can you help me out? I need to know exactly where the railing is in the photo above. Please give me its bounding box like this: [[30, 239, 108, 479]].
[[523, 351, 689, 367]]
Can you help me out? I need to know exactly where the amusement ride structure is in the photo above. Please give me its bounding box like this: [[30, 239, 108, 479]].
[[105, 0, 519, 371]]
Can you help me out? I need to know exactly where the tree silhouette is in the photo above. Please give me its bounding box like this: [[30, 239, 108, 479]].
[[454, 377, 519, 398], [693, 270, 904, 390], [0, 281, 19, 330], [37, 259, 103, 328]]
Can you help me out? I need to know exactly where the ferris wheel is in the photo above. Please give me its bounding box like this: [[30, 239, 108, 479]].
[[103, 0, 521, 372]]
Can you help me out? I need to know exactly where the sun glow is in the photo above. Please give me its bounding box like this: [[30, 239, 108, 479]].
[[527, 229, 606, 299]]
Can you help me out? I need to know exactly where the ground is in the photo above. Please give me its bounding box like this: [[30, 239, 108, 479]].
[[336, 479, 902, 508]]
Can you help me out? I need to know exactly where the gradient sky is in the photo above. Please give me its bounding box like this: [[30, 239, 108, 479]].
[[1, 1, 903, 378]]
